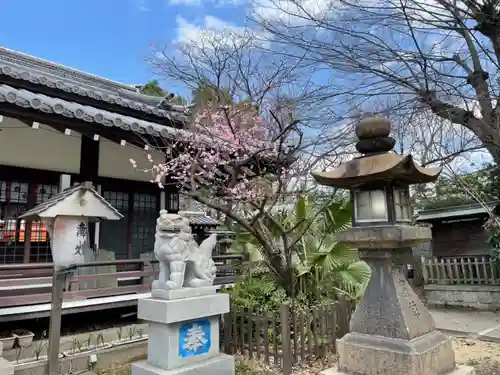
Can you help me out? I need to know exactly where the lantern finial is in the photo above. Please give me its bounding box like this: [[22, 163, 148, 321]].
[[355, 117, 395, 155]]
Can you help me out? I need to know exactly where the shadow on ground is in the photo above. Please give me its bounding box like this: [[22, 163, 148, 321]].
[[95, 340, 500, 375], [470, 359, 500, 375]]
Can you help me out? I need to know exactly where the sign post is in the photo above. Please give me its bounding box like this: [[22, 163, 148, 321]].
[[18, 182, 122, 375], [47, 271, 67, 375]]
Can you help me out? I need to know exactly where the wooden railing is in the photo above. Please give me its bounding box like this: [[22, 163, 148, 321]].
[[421, 256, 500, 285], [0, 255, 244, 308]]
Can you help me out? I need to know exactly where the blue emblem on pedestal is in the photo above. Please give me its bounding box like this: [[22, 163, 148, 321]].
[[178, 319, 211, 357]]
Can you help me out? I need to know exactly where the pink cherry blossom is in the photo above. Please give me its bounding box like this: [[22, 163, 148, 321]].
[[131, 103, 280, 201]]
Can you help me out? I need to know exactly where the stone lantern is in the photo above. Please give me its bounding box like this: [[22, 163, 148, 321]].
[[312, 118, 474, 375]]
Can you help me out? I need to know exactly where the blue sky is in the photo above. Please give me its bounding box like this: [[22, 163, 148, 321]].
[[0, 0, 245, 92], [0, 0, 490, 171]]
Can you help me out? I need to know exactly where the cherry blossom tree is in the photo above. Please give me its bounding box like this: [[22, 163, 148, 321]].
[[130, 96, 309, 295], [131, 100, 294, 203], [130, 27, 353, 296]]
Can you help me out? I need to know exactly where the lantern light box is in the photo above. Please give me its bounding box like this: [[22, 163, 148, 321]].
[[19, 182, 123, 271]]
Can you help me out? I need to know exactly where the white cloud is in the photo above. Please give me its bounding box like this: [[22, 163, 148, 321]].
[[250, 0, 389, 25], [168, 0, 244, 6], [174, 16, 270, 50], [250, 0, 482, 31], [169, 0, 201, 6], [252, 0, 342, 24], [134, 0, 150, 11]]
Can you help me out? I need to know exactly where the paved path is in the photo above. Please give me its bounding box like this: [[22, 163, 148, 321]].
[[430, 308, 500, 342]]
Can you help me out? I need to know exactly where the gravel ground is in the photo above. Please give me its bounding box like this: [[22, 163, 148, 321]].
[[474, 361, 500, 375], [453, 338, 500, 375], [97, 338, 500, 375]]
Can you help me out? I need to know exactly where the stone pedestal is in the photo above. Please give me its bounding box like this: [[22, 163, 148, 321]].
[[321, 365, 475, 375], [131, 287, 235, 375], [321, 239, 475, 375]]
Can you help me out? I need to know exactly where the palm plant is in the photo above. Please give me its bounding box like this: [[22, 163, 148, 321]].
[[231, 195, 371, 306], [294, 198, 370, 303]]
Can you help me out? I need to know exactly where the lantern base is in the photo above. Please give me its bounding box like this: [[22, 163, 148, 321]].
[[337, 224, 431, 249], [334, 330, 457, 375], [320, 364, 475, 375]]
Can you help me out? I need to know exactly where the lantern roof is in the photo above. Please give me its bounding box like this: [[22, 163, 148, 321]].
[[311, 117, 442, 189], [19, 181, 123, 221]]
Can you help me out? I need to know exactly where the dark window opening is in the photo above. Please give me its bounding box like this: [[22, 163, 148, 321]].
[[0, 181, 57, 264], [100, 189, 158, 260], [166, 191, 179, 213]]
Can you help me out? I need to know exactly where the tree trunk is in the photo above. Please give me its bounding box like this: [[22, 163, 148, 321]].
[[482, 138, 500, 166]]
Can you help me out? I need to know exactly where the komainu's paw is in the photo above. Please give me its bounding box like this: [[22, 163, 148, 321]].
[[165, 280, 180, 290], [187, 278, 211, 288]]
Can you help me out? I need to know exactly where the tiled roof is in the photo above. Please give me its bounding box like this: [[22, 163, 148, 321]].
[[0, 46, 189, 120], [416, 201, 499, 221], [0, 84, 191, 138], [190, 200, 208, 212], [19, 182, 123, 220], [185, 213, 220, 226]]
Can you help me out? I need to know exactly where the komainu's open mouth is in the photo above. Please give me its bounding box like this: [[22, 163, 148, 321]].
[[161, 227, 181, 233]]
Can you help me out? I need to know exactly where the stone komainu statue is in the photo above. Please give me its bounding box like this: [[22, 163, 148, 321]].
[[152, 210, 218, 291]]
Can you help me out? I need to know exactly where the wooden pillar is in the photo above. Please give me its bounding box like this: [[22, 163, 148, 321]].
[[22, 185, 37, 263], [59, 175, 71, 191], [164, 153, 180, 214], [47, 271, 67, 375], [79, 135, 99, 249], [94, 184, 102, 247], [160, 191, 166, 210], [127, 193, 134, 259], [79, 135, 99, 182]]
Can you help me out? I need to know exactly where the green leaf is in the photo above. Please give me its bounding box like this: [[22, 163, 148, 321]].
[[231, 194, 370, 304]]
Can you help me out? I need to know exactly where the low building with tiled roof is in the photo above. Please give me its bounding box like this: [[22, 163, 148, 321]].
[[0, 46, 196, 264]]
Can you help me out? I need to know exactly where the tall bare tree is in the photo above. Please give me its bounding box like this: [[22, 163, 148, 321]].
[[251, 0, 500, 165]]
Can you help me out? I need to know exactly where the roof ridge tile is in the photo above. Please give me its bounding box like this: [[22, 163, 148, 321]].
[[0, 84, 189, 139], [0, 61, 188, 119]]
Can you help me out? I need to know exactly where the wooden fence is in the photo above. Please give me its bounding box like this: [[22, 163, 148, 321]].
[[421, 256, 500, 285], [221, 298, 352, 375]]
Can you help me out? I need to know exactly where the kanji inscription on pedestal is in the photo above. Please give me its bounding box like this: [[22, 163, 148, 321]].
[[178, 319, 211, 357]]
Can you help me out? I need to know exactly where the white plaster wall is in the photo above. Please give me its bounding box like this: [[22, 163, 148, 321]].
[[0, 116, 165, 182], [98, 139, 165, 181], [0, 117, 81, 173]]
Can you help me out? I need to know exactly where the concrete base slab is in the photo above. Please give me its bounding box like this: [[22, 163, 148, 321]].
[[480, 328, 500, 343], [0, 358, 14, 375], [131, 354, 235, 375], [430, 308, 500, 338], [337, 330, 456, 375], [151, 286, 217, 300], [138, 293, 229, 324], [320, 365, 476, 375]]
